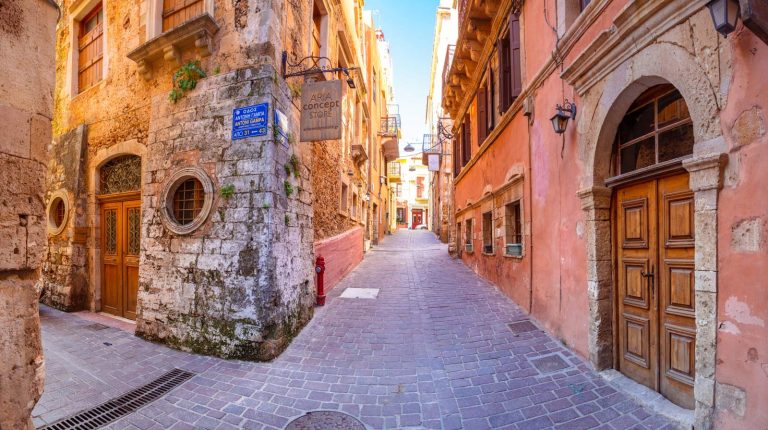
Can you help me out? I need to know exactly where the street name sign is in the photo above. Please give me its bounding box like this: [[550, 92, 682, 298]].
[[232, 103, 268, 140]]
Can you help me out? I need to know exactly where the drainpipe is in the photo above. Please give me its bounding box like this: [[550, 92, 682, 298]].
[[526, 109, 534, 314]]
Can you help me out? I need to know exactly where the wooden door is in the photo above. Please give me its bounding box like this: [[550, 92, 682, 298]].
[[412, 210, 423, 229], [615, 173, 695, 409], [101, 200, 141, 320]]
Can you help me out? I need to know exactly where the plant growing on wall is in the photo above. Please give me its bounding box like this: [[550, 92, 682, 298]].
[[169, 60, 207, 103], [219, 184, 235, 199], [284, 180, 294, 197], [289, 154, 300, 178]]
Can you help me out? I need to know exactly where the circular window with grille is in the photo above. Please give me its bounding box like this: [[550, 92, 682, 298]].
[[47, 191, 69, 236], [161, 168, 214, 235]]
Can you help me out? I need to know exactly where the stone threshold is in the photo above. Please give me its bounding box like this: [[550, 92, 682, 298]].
[[599, 369, 694, 430], [72, 310, 137, 333]]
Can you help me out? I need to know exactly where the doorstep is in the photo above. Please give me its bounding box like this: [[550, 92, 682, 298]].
[[72, 310, 137, 333], [599, 369, 694, 429]]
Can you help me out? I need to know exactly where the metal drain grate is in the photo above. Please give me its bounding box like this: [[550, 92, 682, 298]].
[[39, 368, 195, 430]]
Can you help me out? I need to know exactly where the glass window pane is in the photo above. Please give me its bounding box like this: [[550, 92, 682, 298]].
[[658, 124, 694, 163], [619, 103, 654, 144], [620, 138, 655, 174], [657, 90, 690, 128]]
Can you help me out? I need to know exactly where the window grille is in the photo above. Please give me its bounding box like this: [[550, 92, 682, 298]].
[[99, 155, 141, 195]]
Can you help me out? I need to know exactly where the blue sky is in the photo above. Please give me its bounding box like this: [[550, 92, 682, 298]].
[[365, 0, 440, 148]]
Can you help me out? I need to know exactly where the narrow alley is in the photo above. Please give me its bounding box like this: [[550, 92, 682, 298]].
[[34, 231, 678, 430]]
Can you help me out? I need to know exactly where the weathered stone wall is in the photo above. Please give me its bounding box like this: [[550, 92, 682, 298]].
[[41, 126, 89, 311], [136, 65, 315, 360], [0, 0, 57, 428]]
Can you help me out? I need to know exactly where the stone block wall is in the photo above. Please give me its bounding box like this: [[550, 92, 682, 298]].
[[41, 126, 89, 311], [0, 0, 58, 428], [136, 65, 315, 361]]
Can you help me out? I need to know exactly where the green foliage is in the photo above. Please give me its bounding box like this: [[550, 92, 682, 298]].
[[290, 154, 300, 177], [284, 180, 294, 197], [284, 164, 292, 176], [219, 184, 235, 199], [284, 214, 291, 226], [169, 60, 207, 103], [212, 65, 221, 75], [262, 202, 271, 209]]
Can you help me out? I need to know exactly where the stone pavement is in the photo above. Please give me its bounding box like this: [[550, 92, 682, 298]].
[[33, 230, 680, 429]]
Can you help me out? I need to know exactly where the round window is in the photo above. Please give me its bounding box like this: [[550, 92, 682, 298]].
[[47, 191, 69, 236], [161, 168, 214, 235], [172, 178, 205, 225]]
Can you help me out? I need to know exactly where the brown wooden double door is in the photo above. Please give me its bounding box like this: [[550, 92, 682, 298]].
[[614, 173, 696, 409], [101, 199, 141, 320]]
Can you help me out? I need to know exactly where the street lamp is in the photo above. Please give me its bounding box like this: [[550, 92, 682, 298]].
[[550, 100, 577, 135], [708, 0, 741, 37], [403, 143, 415, 152]]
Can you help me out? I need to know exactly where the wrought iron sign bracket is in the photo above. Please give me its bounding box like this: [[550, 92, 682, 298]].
[[281, 51, 358, 80]]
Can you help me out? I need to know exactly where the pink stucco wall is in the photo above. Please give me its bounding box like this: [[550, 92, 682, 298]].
[[314, 227, 364, 292]]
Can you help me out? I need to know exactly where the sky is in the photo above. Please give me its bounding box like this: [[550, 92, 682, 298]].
[[365, 0, 440, 150]]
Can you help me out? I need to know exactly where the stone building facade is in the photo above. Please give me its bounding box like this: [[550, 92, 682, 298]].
[[0, 0, 58, 427], [442, 0, 768, 428], [310, 0, 398, 292], [426, 0, 458, 245], [42, 0, 397, 360]]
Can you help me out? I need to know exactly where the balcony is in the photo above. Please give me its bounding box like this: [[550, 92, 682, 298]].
[[422, 133, 441, 165], [387, 162, 402, 183], [127, 14, 219, 80]]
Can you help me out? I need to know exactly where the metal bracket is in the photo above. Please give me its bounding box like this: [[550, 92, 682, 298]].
[[281, 51, 358, 80]]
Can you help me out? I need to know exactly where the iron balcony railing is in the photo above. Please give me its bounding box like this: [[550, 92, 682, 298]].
[[422, 133, 441, 154], [442, 45, 456, 89], [380, 115, 401, 137], [387, 162, 401, 177]]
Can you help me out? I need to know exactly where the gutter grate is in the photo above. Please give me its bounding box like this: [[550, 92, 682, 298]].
[[39, 368, 195, 430]]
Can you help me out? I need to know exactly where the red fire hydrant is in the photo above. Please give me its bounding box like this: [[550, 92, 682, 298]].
[[315, 256, 326, 306]]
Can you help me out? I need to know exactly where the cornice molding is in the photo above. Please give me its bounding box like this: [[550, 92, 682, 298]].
[[561, 0, 709, 95]]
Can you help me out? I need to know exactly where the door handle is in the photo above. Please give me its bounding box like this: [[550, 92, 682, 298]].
[[642, 265, 655, 299]]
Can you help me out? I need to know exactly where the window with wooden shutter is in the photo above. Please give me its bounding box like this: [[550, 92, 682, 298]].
[[162, 0, 204, 32], [453, 135, 461, 177], [462, 113, 472, 166], [312, 2, 323, 57], [487, 67, 496, 133], [78, 4, 104, 93], [509, 13, 522, 100], [476, 87, 487, 145], [498, 33, 511, 112]]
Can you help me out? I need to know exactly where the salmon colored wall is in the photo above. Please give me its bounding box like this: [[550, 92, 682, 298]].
[[713, 30, 768, 429], [314, 227, 364, 292], [455, 112, 532, 313]]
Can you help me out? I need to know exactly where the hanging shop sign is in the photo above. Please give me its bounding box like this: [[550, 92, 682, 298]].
[[428, 154, 440, 172], [232, 103, 268, 140], [300, 80, 343, 142]]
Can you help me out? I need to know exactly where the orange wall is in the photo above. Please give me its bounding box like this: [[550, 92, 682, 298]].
[[712, 29, 768, 429]]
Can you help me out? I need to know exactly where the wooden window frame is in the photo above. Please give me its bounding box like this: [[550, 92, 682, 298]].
[[172, 177, 205, 226], [482, 211, 494, 254], [614, 86, 693, 176], [498, 12, 522, 113], [146, 0, 214, 40], [77, 3, 104, 93], [161, 0, 205, 33], [505, 200, 522, 245]]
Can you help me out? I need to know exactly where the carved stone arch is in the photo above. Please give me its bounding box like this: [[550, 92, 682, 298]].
[[576, 41, 726, 430]]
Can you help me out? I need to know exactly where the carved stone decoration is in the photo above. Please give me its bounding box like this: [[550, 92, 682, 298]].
[[127, 14, 219, 81]]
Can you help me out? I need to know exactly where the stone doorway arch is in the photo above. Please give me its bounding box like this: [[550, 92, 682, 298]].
[[574, 41, 729, 429], [87, 141, 146, 313]]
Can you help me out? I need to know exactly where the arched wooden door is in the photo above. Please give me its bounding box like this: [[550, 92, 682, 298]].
[[98, 155, 142, 320], [610, 85, 696, 409]]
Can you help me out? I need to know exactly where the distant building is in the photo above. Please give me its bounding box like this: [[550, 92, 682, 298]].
[[390, 154, 430, 230], [425, 0, 458, 245]]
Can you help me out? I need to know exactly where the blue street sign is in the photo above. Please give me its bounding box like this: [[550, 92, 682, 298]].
[[232, 103, 268, 140]]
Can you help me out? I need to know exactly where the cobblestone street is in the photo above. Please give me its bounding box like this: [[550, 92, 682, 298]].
[[33, 230, 679, 430]]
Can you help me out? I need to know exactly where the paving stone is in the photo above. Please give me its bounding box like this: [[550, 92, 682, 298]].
[[32, 231, 681, 430]]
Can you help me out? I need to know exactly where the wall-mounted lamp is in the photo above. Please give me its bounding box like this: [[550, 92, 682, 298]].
[[408, 166, 416, 172], [550, 100, 577, 135], [347, 168, 354, 176], [403, 143, 415, 152], [707, 0, 740, 37]]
